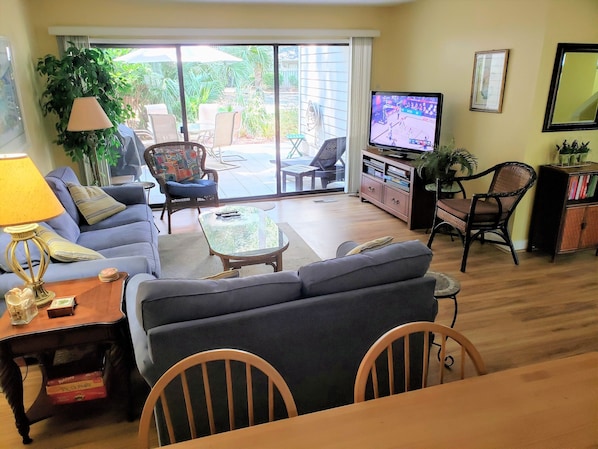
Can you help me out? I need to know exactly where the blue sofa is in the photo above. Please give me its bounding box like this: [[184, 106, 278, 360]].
[[0, 167, 160, 304], [125, 240, 437, 444]]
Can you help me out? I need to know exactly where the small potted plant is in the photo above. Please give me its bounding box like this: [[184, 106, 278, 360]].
[[415, 140, 478, 187], [576, 141, 591, 164]]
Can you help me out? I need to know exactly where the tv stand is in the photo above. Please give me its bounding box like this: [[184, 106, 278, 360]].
[[360, 148, 435, 229]]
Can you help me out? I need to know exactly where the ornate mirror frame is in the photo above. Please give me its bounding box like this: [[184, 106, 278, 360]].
[[542, 42, 598, 132]]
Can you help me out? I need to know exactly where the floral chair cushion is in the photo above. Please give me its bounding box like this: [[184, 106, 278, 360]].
[[153, 148, 204, 183]]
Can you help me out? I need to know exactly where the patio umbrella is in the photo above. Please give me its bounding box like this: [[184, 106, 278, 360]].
[[115, 46, 241, 63]]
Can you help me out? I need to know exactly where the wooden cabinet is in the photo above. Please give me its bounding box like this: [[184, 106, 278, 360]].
[[527, 162, 598, 259], [360, 148, 435, 230]]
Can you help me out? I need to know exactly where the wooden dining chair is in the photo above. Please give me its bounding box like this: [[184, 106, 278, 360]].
[[354, 322, 486, 403], [137, 348, 298, 448]]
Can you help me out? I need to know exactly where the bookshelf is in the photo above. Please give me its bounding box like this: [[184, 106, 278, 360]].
[[527, 162, 598, 259], [360, 148, 435, 229]]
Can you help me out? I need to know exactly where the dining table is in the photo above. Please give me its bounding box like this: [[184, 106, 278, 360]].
[[163, 351, 598, 448]]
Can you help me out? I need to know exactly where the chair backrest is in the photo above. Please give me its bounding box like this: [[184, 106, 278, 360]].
[[150, 114, 180, 144], [137, 349, 298, 448], [144, 141, 208, 184], [212, 111, 237, 148], [486, 162, 537, 213], [354, 322, 486, 403], [145, 103, 169, 115], [309, 137, 347, 170], [197, 103, 220, 128]]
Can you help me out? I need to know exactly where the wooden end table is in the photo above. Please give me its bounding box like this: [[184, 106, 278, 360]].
[[0, 273, 132, 444]]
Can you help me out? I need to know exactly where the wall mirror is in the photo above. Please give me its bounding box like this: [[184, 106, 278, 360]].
[[542, 43, 598, 132]]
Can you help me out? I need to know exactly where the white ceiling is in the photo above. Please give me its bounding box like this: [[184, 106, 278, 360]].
[[156, 0, 413, 5]]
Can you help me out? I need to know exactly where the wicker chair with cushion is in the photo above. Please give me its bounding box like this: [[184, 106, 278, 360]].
[[427, 161, 537, 272], [144, 141, 219, 234]]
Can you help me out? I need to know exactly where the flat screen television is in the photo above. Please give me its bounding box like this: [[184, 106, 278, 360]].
[[368, 91, 443, 159]]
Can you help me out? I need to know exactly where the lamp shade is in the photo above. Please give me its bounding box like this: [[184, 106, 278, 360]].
[[66, 97, 112, 131], [0, 154, 65, 226]]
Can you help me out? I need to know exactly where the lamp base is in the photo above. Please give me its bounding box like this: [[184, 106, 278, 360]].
[[28, 280, 56, 307], [4, 224, 56, 307]]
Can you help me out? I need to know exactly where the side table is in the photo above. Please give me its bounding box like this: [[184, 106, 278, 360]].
[[281, 164, 316, 192], [0, 273, 132, 444], [425, 271, 460, 367], [286, 133, 305, 158]]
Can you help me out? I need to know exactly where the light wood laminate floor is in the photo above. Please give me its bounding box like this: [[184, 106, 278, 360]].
[[1, 193, 596, 449]]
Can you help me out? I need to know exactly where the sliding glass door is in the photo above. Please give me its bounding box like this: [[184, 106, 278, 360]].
[[101, 43, 349, 203]]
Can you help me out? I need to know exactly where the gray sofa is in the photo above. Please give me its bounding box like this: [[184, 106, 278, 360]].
[[0, 166, 160, 302], [125, 239, 437, 443]]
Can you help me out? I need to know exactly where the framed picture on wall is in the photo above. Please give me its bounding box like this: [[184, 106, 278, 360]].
[[0, 36, 27, 152], [470, 49, 509, 113]]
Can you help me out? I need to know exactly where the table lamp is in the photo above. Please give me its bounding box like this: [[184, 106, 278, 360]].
[[0, 154, 65, 306], [67, 96, 113, 186]]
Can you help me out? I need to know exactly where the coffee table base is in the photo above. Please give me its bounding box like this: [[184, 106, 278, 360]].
[[219, 252, 284, 272]]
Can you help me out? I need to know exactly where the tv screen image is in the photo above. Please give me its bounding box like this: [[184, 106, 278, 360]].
[[368, 91, 443, 156]]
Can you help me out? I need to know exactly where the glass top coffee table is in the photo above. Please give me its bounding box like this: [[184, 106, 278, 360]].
[[198, 206, 289, 272]]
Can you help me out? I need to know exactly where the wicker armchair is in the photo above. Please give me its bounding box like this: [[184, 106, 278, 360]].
[[427, 161, 537, 272], [144, 141, 219, 234]]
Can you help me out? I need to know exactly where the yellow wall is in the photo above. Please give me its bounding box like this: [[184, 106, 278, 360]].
[[0, 0, 59, 173], [3, 0, 598, 244]]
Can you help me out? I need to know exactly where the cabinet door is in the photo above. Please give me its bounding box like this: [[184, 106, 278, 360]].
[[360, 175, 383, 203], [383, 184, 409, 218], [579, 205, 598, 249], [561, 207, 585, 251]]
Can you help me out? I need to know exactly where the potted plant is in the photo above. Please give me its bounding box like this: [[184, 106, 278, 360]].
[[555, 139, 574, 166], [576, 140, 591, 164], [414, 140, 478, 187], [36, 45, 132, 185]]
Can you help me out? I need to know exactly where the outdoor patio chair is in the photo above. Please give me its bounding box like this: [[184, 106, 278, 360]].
[[144, 141, 219, 234], [280, 136, 346, 188], [150, 114, 181, 144], [201, 111, 245, 164]]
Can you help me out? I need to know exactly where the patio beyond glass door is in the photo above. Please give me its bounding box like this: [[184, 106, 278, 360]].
[[104, 43, 349, 202]]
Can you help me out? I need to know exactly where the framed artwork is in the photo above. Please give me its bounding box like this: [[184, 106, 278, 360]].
[[0, 37, 26, 152], [470, 49, 509, 113]]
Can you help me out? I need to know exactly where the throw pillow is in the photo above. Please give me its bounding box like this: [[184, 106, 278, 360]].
[[346, 236, 394, 255], [153, 148, 204, 182], [36, 227, 104, 262], [202, 269, 240, 280], [67, 184, 126, 225]]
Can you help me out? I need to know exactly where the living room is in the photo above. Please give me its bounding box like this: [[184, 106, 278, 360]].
[[0, 0, 597, 447]]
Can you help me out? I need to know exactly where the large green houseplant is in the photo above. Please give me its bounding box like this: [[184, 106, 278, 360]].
[[414, 141, 478, 184], [36, 45, 132, 184]]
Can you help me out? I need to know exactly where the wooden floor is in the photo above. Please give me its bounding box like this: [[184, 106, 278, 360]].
[[1, 193, 597, 448]]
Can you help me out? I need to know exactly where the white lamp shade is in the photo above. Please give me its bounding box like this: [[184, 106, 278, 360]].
[[67, 97, 113, 131], [0, 154, 65, 226]]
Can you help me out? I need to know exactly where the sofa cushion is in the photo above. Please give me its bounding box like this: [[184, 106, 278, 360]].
[[138, 271, 302, 331], [79, 204, 154, 232], [44, 212, 80, 243], [36, 227, 104, 262], [77, 221, 156, 251], [67, 184, 126, 225], [45, 167, 83, 224], [299, 240, 432, 297]]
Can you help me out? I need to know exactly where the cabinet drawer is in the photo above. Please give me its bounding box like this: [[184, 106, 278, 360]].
[[361, 175, 383, 202], [383, 185, 409, 217]]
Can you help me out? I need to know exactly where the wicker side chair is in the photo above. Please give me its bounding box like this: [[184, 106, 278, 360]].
[[144, 141, 219, 234], [427, 161, 537, 272]]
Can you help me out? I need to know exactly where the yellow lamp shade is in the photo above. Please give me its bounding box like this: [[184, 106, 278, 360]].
[[0, 154, 65, 227]]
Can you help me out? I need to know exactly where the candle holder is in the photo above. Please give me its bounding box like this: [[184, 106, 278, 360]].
[[5, 287, 39, 325]]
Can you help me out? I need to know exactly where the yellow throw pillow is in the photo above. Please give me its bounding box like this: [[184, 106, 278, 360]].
[[36, 227, 104, 262], [346, 236, 394, 255], [67, 184, 126, 225], [202, 269, 240, 280]]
